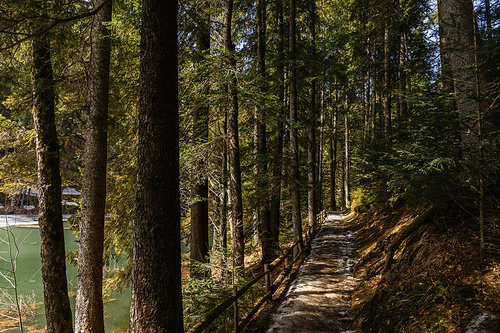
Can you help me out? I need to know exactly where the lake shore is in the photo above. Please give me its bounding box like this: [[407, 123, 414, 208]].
[[0, 214, 74, 229]]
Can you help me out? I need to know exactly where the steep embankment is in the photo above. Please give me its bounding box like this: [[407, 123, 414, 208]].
[[351, 205, 500, 332]]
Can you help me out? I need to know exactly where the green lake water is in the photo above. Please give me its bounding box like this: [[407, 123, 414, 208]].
[[0, 227, 130, 332]]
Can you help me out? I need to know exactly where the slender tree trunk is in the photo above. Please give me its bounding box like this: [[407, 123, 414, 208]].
[[289, 0, 303, 256], [223, 0, 245, 269], [307, 0, 317, 229], [254, 0, 273, 262], [31, 36, 73, 333], [329, 95, 337, 211], [343, 105, 350, 209], [218, 114, 229, 274], [75, 0, 112, 331], [269, 0, 285, 249], [316, 88, 325, 212], [129, 0, 184, 330], [383, 19, 392, 143], [397, 23, 407, 142], [190, 9, 211, 277], [365, 40, 373, 141], [485, 0, 492, 40]]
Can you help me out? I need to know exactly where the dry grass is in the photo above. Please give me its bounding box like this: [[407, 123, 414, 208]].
[[351, 206, 500, 332], [0, 289, 38, 331]]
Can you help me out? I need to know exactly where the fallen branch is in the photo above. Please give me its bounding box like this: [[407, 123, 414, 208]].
[[383, 208, 436, 273]]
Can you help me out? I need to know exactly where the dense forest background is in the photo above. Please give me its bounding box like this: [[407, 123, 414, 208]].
[[0, 0, 499, 331]]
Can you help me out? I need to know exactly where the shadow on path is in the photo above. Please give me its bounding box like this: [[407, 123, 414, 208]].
[[265, 213, 357, 333]]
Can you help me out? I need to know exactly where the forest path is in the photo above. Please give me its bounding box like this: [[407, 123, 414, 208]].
[[265, 213, 357, 333]]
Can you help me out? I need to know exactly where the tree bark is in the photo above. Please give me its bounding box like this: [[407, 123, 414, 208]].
[[329, 106, 337, 211], [437, 0, 490, 144], [342, 105, 350, 210], [31, 36, 73, 333], [307, 0, 317, 229], [383, 19, 392, 143], [75, 0, 112, 331], [289, 0, 303, 256], [190, 7, 211, 277], [220, 114, 229, 272], [316, 88, 325, 212], [365, 40, 373, 141], [269, 0, 285, 250], [254, 0, 273, 262], [397, 20, 407, 142], [129, 0, 184, 330], [485, 0, 492, 40], [438, 0, 458, 113], [223, 0, 245, 269]]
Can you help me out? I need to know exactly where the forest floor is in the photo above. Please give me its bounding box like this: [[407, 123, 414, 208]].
[[246, 212, 358, 333], [245, 204, 500, 333], [350, 204, 500, 333]]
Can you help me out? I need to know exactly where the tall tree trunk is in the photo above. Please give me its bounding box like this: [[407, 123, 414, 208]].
[[329, 105, 337, 211], [214, 114, 229, 276], [289, 0, 303, 256], [129, 0, 184, 330], [307, 0, 317, 229], [31, 36, 73, 333], [485, 0, 492, 40], [438, 0, 491, 144], [383, 19, 392, 143], [316, 88, 325, 212], [438, 0, 458, 114], [224, 0, 245, 269], [190, 8, 211, 277], [269, 0, 285, 249], [397, 22, 407, 142], [343, 104, 350, 209], [254, 0, 273, 262], [365, 40, 373, 141], [221, 114, 229, 271], [75, 0, 112, 331]]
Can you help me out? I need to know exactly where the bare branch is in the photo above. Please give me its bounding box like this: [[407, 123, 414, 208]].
[[0, 2, 106, 51]]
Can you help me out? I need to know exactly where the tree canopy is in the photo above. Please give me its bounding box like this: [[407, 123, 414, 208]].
[[0, 0, 499, 330]]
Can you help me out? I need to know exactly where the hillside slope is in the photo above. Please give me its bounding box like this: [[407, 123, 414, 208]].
[[350, 204, 500, 332]]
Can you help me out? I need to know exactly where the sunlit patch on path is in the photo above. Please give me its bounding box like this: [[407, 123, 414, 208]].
[[266, 213, 357, 333]]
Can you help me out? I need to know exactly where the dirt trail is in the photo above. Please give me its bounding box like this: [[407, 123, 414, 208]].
[[265, 213, 357, 333]]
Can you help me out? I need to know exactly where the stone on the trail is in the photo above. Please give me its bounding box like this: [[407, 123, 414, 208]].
[[465, 313, 500, 333]]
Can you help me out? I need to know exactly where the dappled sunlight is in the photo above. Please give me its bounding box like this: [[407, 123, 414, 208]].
[[266, 213, 358, 332]]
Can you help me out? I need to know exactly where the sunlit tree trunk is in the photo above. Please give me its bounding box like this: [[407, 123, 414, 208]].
[[307, 0, 317, 229], [76, 0, 112, 330], [397, 21, 407, 142], [316, 88, 325, 212], [224, 0, 245, 269], [31, 36, 73, 333], [214, 114, 229, 275], [129, 0, 184, 330], [383, 19, 392, 143], [329, 94, 337, 211], [365, 40, 374, 141], [342, 102, 350, 209], [221, 114, 229, 267]]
